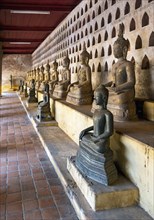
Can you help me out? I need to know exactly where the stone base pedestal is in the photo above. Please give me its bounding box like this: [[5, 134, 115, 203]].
[[26, 101, 38, 108], [36, 105, 53, 122], [31, 116, 58, 127], [67, 156, 139, 211], [66, 93, 93, 105], [108, 101, 137, 122], [53, 90, 67, 99]]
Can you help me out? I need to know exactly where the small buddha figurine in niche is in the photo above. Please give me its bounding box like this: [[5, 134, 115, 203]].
[[76, 85, 118, 185], [44, 60, 50, 83], [66, 43, 93, 105], [39, 65, 45, 92], [49, 60, 59, 95], [36, 83, 52, 122], [28, 79, 38, 103], [53, 54, 70, 99], [35, 66, 40, 90]]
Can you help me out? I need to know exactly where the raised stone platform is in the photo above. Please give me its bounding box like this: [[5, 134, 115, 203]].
[[31, 116, 58, 128], [67, 156, 139, 211], [143, 101, 154, 121]]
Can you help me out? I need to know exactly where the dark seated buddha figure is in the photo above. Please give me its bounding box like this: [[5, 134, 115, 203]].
[[27, 79, 38, 103], [105, 24, 137, 121], [76, 85, 118, 185], [36, 83, 52, 122], [66, 43, 93, 105], [53, 55, 70, 99]]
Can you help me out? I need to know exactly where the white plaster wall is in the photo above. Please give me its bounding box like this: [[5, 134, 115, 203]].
[[32, 0, 154, 100]]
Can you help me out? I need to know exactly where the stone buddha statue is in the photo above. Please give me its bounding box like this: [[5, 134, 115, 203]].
[[44, 60, 50, 83], [105, 25, 137, 121], [53, 54, 70, 99], [39, 65, 45, 92], [49, 60, 59, 95], [66, 43, 93, 105], [35, 66, 40, 90], [36, 83, 52, 122], [75, 85, 118, 185], [28, 79, 38, 103]]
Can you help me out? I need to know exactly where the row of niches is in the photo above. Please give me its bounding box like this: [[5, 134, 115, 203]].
[[33, 27, 154, 65], [51, 0, 152, 38], [33, 11, 151, 62], [55, 12, 150, 45]]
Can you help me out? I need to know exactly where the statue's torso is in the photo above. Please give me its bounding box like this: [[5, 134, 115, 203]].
[[93, 110, 106, 137]]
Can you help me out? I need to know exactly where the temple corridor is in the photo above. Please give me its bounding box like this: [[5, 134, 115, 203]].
[[0, 92, 77, 220]]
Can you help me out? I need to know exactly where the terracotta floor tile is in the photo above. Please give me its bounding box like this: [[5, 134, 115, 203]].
[[34, 180, 49, 189], [22, 190, 37, 201], [7, 192, 22, 203], [36, 187, 52, 198], [0, 194, 6, 204], [6, 213, 24, 220], [23, 199, 39, 211], [25, 209, 42, 220], [41, 207, 60, 219], [0, 204, 6, 216], [7, 201, 23, 215], [38, 197, 55, 209]]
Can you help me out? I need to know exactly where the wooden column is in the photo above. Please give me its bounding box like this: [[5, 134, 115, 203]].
[[0, 42, 3, 97]]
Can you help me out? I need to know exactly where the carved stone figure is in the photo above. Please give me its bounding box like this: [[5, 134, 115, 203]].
[[66, 43, 93, 105], [53, 54, 70, 99], [76, 85, 118, 185], [35, 67, 40, 90], [49, 60, 59, 94], [27, 79, 38, 103], [24, 82, 28, 97], [10, 75, 13, 89], [39, 65, 45, 92], [36, 83, 52, 122], [105, 24, 137, 121]]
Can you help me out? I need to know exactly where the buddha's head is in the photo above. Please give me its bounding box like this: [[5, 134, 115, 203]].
[[94, 85, 109, 108], [52, 60, 58, 70], [113, 24, 129, 59], [80, 42, 90, 65], [62, 53, 70, 68]]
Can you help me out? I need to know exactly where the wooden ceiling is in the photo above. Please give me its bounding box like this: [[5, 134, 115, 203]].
[[0, 0, 81, 54]]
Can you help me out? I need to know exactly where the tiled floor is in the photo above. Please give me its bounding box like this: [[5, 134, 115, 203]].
[[0, 92, 78, 220]]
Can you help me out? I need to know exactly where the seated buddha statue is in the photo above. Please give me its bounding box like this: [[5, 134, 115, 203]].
[[44, 61, 50, 83], [53, 54, 70, 99], [48, 60, 59, 95], [35, 67, 40, 90], [75, 85, 118, 185], [36, 83, 52, 122], [39, 65, 45, 92], [28, 79, 38, 103], [66, 43, 93, 105]]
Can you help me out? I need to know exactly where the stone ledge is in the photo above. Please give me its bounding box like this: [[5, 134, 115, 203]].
[[67, 156, 139, 211]]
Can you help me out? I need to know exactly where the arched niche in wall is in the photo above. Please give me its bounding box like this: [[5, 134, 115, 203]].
[[85, 28, 88, 36], [104, 31, 108, 41], [97, 63, 101, 72], [101, 47, 105, 57], [104, 0, 108, 10], [101, 17, 105, 27], [69, 48, 71, 54], [72, 47, 75, 53], [71, 57, 73, 64], [92, 64, 95, 72], [98, 34, 101, 43], [77, 33, 80, 41], [141, 55, 150, 69], [81, 31, 84, 38], [112, 0, 116, 5], [77, 55, 79, 62], [75, 66, 78, 73], [90, 51, 92, 59], [74, 56, 76, 63], [95, 22, 98, 31], [112, 27, 116, 38], [92, 10, 95, 19], [85, 4, 88, 12], [92, 37, 95, 45], [87, 39, 90, 47], [87, 14, 90, 23], [95, 49, 98, 58], [98, 6, 101, 15], [74, 35, 76, 42], [81, 8, 84, 16], [95, 0, 98, 3], [124, 2, 130, 15], [135, 35, 142, 49], [76, 45, 78, 52], [104, 62, 108, 71], [79, 44, 82, 51], [135, 0, 142, 9], [74, 15, 76, 22], [149, 31, 154, 46], [115, 8, 120, 20], [112, 60, 115, 65], [130, 18, 136, 31], [90, 25, 93, 33], [79, 21, 81, 28], [72, 26, 74, 33], [108, 13, 112, 24], [148, 0, 153, 2], [77, 12, 79, 19], [83, 18, 86, 26], [142, 12, 149, 27], [89, 0, 92, 8], [108, 45, 112, 56]]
